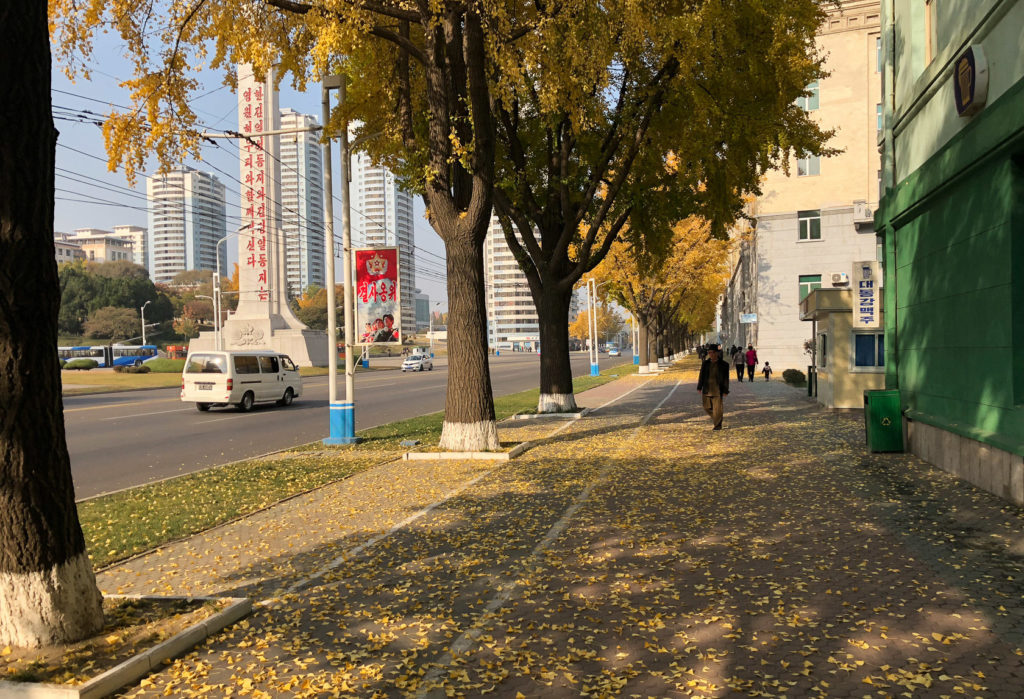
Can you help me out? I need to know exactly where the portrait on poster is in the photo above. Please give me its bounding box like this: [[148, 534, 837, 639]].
[[354, 247, 402, 345]]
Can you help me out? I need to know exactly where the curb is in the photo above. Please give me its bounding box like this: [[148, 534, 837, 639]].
[[505, 407, 592, 422], [402, 440, 535, 462], [0, 595, 251, 699]]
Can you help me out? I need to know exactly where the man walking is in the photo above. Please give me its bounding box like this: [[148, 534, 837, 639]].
[[697, 343, 730, 430], [731, 345, 746, 382]]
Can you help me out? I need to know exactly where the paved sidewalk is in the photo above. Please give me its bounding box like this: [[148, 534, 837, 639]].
[[104, 362, 1024, 697]]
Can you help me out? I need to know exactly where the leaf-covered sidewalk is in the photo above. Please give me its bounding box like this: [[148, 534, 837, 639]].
[[101, 361, 1024, 697]]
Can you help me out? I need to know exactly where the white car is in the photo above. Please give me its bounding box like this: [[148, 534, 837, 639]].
[[181, 350, 302, 412], [402, 354, 433, 372], [608, 347, 621, 357]]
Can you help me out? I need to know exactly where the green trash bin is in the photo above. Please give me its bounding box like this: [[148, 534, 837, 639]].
[[864, 389, 903, 452]]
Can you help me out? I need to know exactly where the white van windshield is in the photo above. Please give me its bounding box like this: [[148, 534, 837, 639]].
[[186, 354, 225, 374]]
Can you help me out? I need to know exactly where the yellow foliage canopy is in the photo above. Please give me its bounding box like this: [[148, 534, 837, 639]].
[[588, 217, 730, 334], [567, 304, 623, 344]]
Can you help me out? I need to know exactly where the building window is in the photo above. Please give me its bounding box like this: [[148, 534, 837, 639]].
[[797, 155, 820, 177], [798, 210, 822, 241], [876, 36, 882, 72], [817, 332, 828, 368], [876, 103, 883, 131], [797, 81, 819, 111], [853, 332, 885, 370], [799, 274, 822, 301]]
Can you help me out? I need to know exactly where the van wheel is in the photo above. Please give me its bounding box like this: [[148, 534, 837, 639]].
[[428, 365, 433, 371], [277, 387, 294, 407], [196, 402, 211, 412], [237, 391, 254, 412]]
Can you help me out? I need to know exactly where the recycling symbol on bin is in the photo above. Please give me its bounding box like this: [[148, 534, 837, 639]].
[[881, 417, 892, 427]]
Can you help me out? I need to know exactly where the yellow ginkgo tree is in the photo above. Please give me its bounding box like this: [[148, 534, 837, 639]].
[[567, 303, 624, 351], [589, 218, 730, 366], [489, 0, 836, 411]]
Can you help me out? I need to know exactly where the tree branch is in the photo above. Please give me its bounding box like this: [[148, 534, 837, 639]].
[[265, 0, 419, 22], [369, 25, 428, 65], [494, 187, 544, 272]]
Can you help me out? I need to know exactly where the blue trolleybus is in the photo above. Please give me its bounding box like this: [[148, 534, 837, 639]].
[[58, 344, 158, 367]]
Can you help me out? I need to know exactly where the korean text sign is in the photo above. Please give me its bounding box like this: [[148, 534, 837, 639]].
[[355, 247, 402, 345], [852, 261, 881, 329]]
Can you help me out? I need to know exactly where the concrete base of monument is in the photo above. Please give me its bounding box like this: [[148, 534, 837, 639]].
[[190, 323, 329, 367]]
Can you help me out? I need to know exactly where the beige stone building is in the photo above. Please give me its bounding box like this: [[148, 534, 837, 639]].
[[719, 0, 883, 375]]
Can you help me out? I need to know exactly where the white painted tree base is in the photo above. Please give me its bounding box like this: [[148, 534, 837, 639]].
[[0, 552, 104, 647], [537, 393, 578, 413], [439, 420, 500, 451]]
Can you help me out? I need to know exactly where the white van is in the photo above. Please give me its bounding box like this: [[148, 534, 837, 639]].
[[181, 350, 302, 412]]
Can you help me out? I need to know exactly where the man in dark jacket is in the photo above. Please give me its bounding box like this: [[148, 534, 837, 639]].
[[696, 343, 730, 430]]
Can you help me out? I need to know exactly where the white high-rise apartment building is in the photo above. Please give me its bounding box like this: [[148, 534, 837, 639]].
[[145, 169, 227, 284], [350, 148, 416, 333], [484, 217, 540, 350], [279, 109, 325, 297]]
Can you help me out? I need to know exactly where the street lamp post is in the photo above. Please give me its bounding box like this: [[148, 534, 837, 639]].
[[632, 314, 640, 365], [140, 300, 152, 346], [428, 302, 441, 354], [195, 295, 215, 338], [322, 75, 360, 444], [587, 279, 608, 377]]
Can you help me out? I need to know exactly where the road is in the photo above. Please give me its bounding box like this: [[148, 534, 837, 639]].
[[64, 350, 631, 499]]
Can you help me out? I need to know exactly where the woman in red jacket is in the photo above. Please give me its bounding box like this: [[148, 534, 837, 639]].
[[745, 345, 758, 382]]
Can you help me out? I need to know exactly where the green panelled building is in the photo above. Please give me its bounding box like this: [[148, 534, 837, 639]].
[[876, 0, 1024, 504]]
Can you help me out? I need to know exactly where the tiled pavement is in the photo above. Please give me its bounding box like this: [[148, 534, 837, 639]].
[[103, 361, 1024, 697]]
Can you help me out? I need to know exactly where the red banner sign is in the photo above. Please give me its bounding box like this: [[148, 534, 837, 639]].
[[354, 247, 402, 345]]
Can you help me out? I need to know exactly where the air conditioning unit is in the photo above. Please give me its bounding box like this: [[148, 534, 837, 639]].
[[831, 272, 850, 286], [853, 201, 873, 227]]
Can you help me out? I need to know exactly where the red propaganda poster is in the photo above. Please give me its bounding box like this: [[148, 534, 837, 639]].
[[354, 247, 402, 345]]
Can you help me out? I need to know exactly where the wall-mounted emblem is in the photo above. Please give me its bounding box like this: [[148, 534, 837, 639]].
[[954, 45, 989, 117]]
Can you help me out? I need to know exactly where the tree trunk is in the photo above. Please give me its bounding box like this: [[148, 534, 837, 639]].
[[0, 2, 104, 647], [647, 322, 658, 371], [638, 322, 649, 366], [438, 234, 499, 450], [535, 286, 576, 412]]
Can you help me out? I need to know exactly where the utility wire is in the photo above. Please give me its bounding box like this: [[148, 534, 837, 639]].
[[54, 88, 451, 280]]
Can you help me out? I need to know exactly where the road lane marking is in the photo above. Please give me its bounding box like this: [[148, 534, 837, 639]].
[[64, 397, 181, 413], [100, 407, 195, 420]]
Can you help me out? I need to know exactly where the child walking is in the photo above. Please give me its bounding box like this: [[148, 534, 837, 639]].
[[762, 362, 773, 381]]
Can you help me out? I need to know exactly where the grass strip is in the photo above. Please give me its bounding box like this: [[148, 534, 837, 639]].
[[79, 362, 632, 569], [81, 453, 382, 570], [61, 372, 183, 392]]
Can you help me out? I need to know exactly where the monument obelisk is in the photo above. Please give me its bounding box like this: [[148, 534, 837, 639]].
[[191, 64, 327, 365]]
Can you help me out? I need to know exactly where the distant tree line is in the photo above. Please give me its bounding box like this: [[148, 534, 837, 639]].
[[57, 260, 236, 342]]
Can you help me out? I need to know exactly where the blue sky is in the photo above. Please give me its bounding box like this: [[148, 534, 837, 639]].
[[51, 41, 449, 308]]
